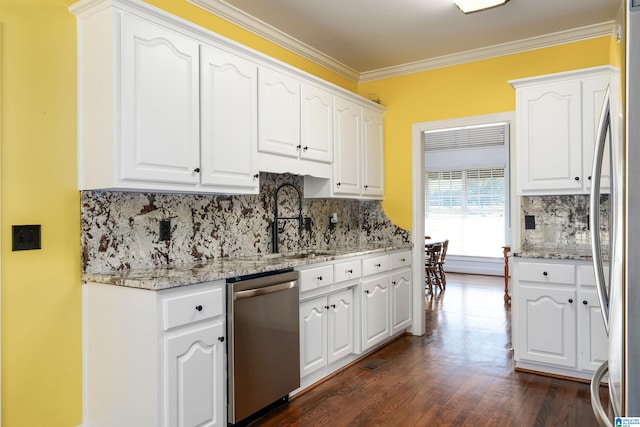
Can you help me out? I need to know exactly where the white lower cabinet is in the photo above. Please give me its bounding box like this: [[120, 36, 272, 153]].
[[297, 249, 412, 390], [300, 289, 354, 377], [512, 258, 608, 379], [84, 281, 226, 427], [391, 268, 412, 335], [517, 285, 577, 368], [362, 275, 391, 350]]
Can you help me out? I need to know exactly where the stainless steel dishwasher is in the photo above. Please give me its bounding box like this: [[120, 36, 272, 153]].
[[227, 269, 300, 426]]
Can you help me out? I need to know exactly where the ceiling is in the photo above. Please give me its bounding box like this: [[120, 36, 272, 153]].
[[189, 0, 621, 80]]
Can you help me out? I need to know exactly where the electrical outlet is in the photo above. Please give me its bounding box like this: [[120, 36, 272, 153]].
[[304, 217, 312, 231], [524, 215, 536, 230], [12, 225, 41, 251], [159, 220, 171, 241]]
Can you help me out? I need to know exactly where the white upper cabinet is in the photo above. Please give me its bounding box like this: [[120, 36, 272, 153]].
[[511, 66, 615, 195], [305, 98, 385, 200], [72, 0, 385, 195], [257, 68, 333, 178], [333, 96, 362, 196], [362, 108, 384, 197], [120, 15, 201, 185], [300, 83, 333, 163], [200, 44, 259, 192], [258, 67, 301, 158]]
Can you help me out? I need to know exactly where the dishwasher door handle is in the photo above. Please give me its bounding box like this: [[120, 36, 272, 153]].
[[234, 280, 297, 300]]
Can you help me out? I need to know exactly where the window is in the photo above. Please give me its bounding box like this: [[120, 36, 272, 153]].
[[424, 122, 508, 258], [425, 168, 505, 257]]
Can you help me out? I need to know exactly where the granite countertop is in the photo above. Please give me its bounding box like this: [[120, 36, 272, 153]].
[[82, 243, 413, 291], [512, 249, 594, 261]]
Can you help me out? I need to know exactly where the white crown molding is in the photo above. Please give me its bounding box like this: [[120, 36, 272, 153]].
[[186, 0, 615, 84], [360, 21, 616, 82], [186, 0, 360, 81]]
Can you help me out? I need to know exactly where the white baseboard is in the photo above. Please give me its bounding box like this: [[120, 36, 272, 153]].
[[445, 255, 503, 276]]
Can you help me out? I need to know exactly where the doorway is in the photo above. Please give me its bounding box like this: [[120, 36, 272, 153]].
[[410, 112, 516, 336]]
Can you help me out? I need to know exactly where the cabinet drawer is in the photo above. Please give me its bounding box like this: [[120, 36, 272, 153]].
[[299, 265, 334, 292], [390, 251, 411, 270], [334, 259, 362, 283], [518, 262, 574, 285], [163, 286, 224, 331], [362, 254, 390, 276]]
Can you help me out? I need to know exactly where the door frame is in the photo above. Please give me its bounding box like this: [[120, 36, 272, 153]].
[[410, 112, 516, 336]]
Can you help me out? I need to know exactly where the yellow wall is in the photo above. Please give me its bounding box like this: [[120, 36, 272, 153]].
[[1, 1, 82, 426], [358, 37, 614, 230], [0, 0, 616, 425]]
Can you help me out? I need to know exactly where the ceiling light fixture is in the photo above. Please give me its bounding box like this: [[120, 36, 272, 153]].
[[455, 0, 510, 14]]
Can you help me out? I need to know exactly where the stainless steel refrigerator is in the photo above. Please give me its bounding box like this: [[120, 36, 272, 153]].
[[590, 0, 640, 424]]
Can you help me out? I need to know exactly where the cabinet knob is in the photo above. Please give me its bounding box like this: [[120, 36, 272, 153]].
[[568, 298, 574, 304], [588, 176, 592, 181], [365, 290, 370, 294], [574, 176, 580, 181], [218, 336, 225, 342], [253, 173, 259, 179], [583, 300, 588, 305], [324, 305, 330, 310], [364, 185, 368, 189], [347, 269, 353, 273], [392, 281, 397, 285], [303, 146, 308, 151], [317, 276, 323, 281], [543, 271, 548, 276], [296, 145, 302, 150], [401, 258, 406, 262], [195, 305, 203, 311], [331, 304, 336, 309], [375, 263, 381, 267], [194, 168, 201, 173], [336, 182, 341, 187]]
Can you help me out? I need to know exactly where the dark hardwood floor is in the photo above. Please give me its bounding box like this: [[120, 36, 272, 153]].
[[249, 273, 607, 426]]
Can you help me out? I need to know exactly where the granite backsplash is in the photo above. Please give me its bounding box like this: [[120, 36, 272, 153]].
[[81, 173, 410, 273], [520, 195, 609, 254]]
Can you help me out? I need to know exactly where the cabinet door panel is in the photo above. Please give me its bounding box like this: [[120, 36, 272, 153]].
[[258, 67, 300, 157], [362, 276, 390, 350], [200, 45, 258, 192], [519, 81, 582, 192], [582, 76, 611, 193], [301, 84, 332, 163], [518, 286, 576, 368], [362, 108, 384, 197], [300, 298, 328, 377], [333, 97, 361, 195], [391, 269, 412, 334], [121, 15, 200, 184], [579, 288, 609, 372], [328, 290, 354, 363], [165, 320, 225, 427]]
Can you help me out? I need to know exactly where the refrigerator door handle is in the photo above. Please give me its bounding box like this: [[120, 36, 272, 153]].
[[591, 361, 613, 427], [590, 88, 611, 333]]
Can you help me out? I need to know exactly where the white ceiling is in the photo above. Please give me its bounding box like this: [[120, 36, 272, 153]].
[[188, 0, 621, 80]]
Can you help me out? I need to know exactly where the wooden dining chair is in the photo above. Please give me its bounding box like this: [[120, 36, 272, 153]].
[[436, 239, 449, 289], [425, 243, 443, 294]]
